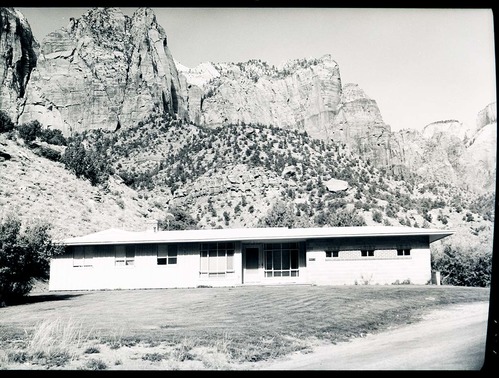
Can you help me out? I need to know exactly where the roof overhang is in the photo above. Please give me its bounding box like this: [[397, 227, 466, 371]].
[[59, 226, 455, 246]]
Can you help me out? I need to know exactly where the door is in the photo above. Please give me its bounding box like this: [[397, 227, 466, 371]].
[[243, 245, 262, 283]]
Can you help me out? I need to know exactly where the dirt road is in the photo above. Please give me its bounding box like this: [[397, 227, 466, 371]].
[[252, 301, 490, 370]]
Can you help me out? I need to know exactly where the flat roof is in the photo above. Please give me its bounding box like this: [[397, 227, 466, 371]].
[[61, 226, 455, 246]]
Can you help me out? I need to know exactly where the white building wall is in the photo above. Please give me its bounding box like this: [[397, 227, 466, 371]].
[[305, 247, 431, 285], [49, 242, 243, 291]]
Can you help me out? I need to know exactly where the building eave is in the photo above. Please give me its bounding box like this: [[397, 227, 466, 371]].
[[60, 226, 455, 246]]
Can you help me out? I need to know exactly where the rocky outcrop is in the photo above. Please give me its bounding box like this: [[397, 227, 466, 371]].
[[330, 83, 392, 166], [387, 103, 496, 194], [422, 119, 472, 141], [476, 102, 496, 133], [325, 178, 349, 192], [461, 102, 497, 193], [0, 7, 38, 122], [16, 7, 186, 135], [178, 55, 343, 139]]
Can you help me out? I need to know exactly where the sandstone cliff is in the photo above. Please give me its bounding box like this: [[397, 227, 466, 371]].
[[178, 55, 343, 139], [16, 7, 186, 135], [0, 7, 38, 122]]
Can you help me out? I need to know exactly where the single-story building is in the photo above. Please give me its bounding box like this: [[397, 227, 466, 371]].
[[49, 223, 454, 291]]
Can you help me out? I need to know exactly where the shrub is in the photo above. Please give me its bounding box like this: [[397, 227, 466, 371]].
[[34, 145, 61, 162], [39, 128, 67, 146], [0, 110, 14, 133], [372, 210, 383, 223], [17, 120, 42, 143], [158, 207, 198, 230], [83, 358, 107, 370], [0, 214, 62, 304], [432, 244, 492, 287]]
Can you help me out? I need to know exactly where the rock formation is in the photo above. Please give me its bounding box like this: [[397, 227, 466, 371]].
[[16, 7, 186, 135], [178, 55, 343, 139], [0, 7, 38, 122]]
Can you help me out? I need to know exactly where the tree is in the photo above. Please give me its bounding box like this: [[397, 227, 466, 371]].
[[0, 110, 14, 133], [0, 214, 62, 305], [432, 243, 492, 287], [17, 120, 42, 143], [257, 200, 312, 228], [158, 206, 198, 231]]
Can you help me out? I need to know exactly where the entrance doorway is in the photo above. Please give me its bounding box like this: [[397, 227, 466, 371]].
[[243, 245, 262, 283]]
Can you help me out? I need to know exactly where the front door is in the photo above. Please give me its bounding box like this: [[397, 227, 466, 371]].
[[243, 245, 262, 283]]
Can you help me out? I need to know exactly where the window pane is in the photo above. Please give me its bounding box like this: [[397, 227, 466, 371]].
[[265, 251, 273, 270], [74, 246, 84, 259], [274, 271, 282, 277], [282, 249, 290, 270], [126, 259, 134, 266], [273, 250, 282, 270], [227, 251, 234, 271], [168, 257, 177, 265], [157, 258, 167, 265], [168, 244, 178, 257], [290, 250, 299, 269], [125, 245, 135, 258]]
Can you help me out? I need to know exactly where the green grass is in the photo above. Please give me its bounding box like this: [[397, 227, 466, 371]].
[[0, 285, 490, 369]]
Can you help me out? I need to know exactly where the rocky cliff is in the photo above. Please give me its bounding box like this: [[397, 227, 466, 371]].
[[0, 7, 38, 122], [16, 7, 186, 135], [178, 55, 343, 139]]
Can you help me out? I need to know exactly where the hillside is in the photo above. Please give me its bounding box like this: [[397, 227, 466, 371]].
[[0, 132, 165, 239], [3, 112, 491, 248]]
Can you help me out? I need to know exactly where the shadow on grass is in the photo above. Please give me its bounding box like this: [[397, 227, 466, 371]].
[[5, 293, 85, 306]]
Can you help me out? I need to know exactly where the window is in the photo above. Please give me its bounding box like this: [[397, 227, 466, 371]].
[[361, 249, 375, 257], [264, 243, 299, 277], [397, 249, 411, 256], [115, 245, 135, 266], [158, 244, 178, 265], [200, 243, 235, 277], [326, 250, 339, 258], [72, 246, 93, 267]]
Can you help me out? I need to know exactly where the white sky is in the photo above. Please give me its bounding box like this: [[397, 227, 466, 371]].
[[17, 7, 497, 132]]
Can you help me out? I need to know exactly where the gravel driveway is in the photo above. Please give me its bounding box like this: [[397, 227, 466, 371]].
[[251, 301, 490, 370]]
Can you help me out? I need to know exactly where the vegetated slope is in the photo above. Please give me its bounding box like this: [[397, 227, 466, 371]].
[[0, 133, 164, 239], [58, 115, 493, 257], [1, 114, 494, 264]]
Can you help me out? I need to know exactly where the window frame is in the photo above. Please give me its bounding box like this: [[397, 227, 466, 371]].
[[397, 248, 411, 256], [199, 242, 235, 277], [325, 250, 339, 259], [115, 245, 135, 267], [263, 242, 299, 277], [361, 249, 375, 257], [157, 244, 178, 265], [72, 246, 93, 268]]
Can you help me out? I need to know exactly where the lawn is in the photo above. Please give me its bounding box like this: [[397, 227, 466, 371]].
[[0, 284, 490, 370]]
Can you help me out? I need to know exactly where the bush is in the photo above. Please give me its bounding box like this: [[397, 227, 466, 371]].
[[0, 214, 62, 304], [34, 145, 61, 162], [39, 128, 67, 146], [62, 138, 111, 186], [158, 207, 198, 230], [17, 120, 42, 143], [432, 244, 492, 287], [0, 110, 14, 133], [372, 210, 383, 223]]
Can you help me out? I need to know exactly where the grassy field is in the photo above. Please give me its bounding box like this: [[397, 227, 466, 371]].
[[0, 284, 490, 370]]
